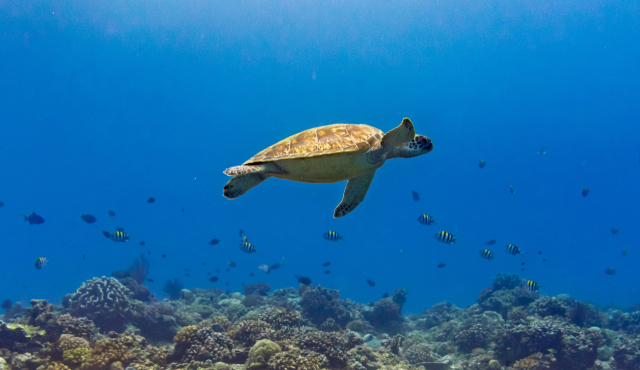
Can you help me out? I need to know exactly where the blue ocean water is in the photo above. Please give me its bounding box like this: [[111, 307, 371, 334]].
[[1, 0, 639, 315]]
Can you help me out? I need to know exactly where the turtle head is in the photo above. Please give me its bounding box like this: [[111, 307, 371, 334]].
[[390, 135, 433, 158]]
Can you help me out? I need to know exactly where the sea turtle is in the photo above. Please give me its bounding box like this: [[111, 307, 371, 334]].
[[223, 118, 433, 218]]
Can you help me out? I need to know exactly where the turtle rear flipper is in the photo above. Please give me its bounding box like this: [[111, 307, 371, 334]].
[[223, 163, 286, 199], [334, 170, 376, 218], [381, 118, 415, 151]]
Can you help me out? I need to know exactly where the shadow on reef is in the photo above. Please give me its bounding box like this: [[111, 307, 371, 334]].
[[1, 273, 640, 370]]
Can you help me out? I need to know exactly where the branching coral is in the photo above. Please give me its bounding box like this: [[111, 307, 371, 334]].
[[171, 323, 234, 363], [290, 329, 363, 368], [229, 320, 275, 347], [67, 277, 133, 333]]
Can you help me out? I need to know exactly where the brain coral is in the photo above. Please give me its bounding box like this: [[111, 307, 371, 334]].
[[68, 277, 133, 333]]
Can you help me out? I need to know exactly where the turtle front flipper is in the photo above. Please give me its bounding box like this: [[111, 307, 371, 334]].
[[381, 118, 415, 151], [333, 170, 376, 218]]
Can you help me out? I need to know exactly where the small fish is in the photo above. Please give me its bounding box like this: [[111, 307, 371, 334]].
[[227, 261, 236, 268], [185, 273, 191, 277], [110, 230, 130, 242], [162, 254, 166, 258], [382, 293, 389, 298], [538, 146, 546, 155], [271, 263, 281, 270], [80, 214, 96, 223], [485, 240, 496, 245], [0, 201, 4, 207], [215, 268, 221, 273], [34, 257, 48, 270], [1, 300, 12, 309], [209, 238, 220, 245], [622, 246, 628, 256], [510, 185, 515, 194], [23, 212, 45, 225], [147, 197, 155, 203], [259, 264, 271, 274], [411, 190, 420, 201], [225, 281, 229, 286], [366, 279, 375, 287], [521, 268, 524, 271], [209, 276, 219, 282], [478, 159, 486, 168], [418, 214, 435, 225], [146, 279, 154, 283], [295, 275, 311, 285], [116, 227, 124, 232], [526, 280, 539, 291], [398, 248, 404, 255], [479, 249, 494, 260], [225, 268, 230, 272], [323, 231, 343, 241], [542, 259, 547, 262], [548, 349, 557, 354], [108, 210, 115, 216], [538, 251, 542, 255], [249, 272, 255, 277], [521, 262, 525, 265], [434, 231, 457, 244], [437, 263, 446, 268], [605, 267, 616, 275], [322, 262, 331, 267], [506, 244, 523, 255], [82, 255, 85, 260], [324, 270, 330, 274], [582, 187, 590, 197], [181, 207, 185, 212], [239, 241, 257, 253], [102, 231, 111, 238], [611, 227, 619, 234]]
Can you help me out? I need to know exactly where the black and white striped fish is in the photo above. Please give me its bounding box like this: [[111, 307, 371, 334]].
[[418, 214, 435, 225], [323, 231, 343, 241], [239, 241, 258, 254], [479, 249, 494, 260], [34, 257, 48, 270], [110, 230, 130, 242], [434, 231, 456, 244], [506, 244, 523, 255], [526, 280, 540, 291]]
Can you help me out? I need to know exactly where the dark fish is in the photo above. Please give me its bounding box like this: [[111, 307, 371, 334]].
[[418, 214, 435, 225], [324, 270, 330, 274], [185, 273, 191, 277], [34, 257, 48, 270], [510, 185, 515, 194], [605, 267, 616, 275], [249, 272, 255, 277], [366, 279, 375, 287], [82, 255, 85, 260], [382, 293, 389, 298], [239, 241, 257, 253], [147, 197, 155, 203], [323, 230, 343, 241], [611, 227, 619, 234], [622, 246, 628, 256], [506, 244, 522, 255], [521, 268, 524, 271], [225, 268, 230, 272], [146, 279, 154, 283], [479, 249, 494, 260], [116, 227, 124, 232], [162, 254, 166, 258], [147, 251, 151, 254], [322, 262, 331, 267], [1, 300, 11, 310], [485, 240, 496, 245], [227, 261, 236, 268], [140, 241, 146, 246], [209, 239, 220, 245], [434, 231, 456, 244], [215, 269, 221, 273], [184, 268, 190, 272], [478, 159, 486, 168], [538, 251, 542, 255], [521, 262, 525, 265], [111, 270, 130, 279], [437, 263, 446, 268], [526, 280, 539, 291], [102, 230, 111, 238], [0, 201, 4, 207], [181, 207, 185, 212], [271, 263, 281, 270], [23, 212, 45, 225], [209, 276, 219, 282], [411, 190, 420, 201], [202, 262, 206, 265], [225, 281, 229, 286], [80, 214, 96, 223], [108, 210, 115, 216], [295, 276, 311, 285], [582, 187, 590, 197], [110, 231, 130, 242], [542, 259, 547, 262]]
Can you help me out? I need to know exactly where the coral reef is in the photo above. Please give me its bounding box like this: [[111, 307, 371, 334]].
[[243, 283, 271, 297]]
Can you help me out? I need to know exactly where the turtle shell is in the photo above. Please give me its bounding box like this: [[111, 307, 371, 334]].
[[244, 124, 384, 164]]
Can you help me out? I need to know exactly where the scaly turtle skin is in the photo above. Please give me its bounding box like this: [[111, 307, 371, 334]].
[[223, 118, 433, 218]]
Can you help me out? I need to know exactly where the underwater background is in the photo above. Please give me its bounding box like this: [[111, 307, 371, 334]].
[[1, 0, 640, 317]]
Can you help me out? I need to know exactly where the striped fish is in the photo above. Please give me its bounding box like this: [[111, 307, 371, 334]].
[[434, 231, 456, 244], [418, 214, 435, 225], [479, 249, 494, 260], [239, 241, 258, 254], [323, 231, 343, 241], [110, 230, 130, 242], [506, 244, 522, 255], [526, 280, 539, 291], [34, 257, 47, 270], [605, 267, 616, 275]]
